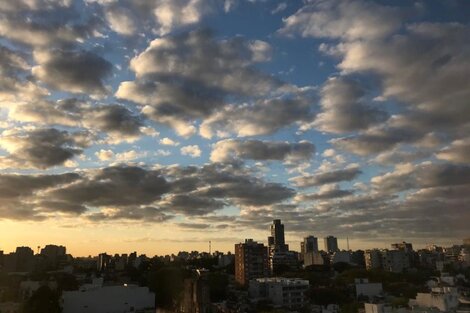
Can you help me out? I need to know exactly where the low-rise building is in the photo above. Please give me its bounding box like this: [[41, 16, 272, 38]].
[[365, 303, 408, 313], [249, 277, 309, 309], [409, 287, 460, 312], [355, 279, 383, 300], [61, 284, 155, 313]]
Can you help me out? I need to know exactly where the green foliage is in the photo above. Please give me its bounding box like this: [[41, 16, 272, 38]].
[[207, 272, 228, 302], [308, 287, 353, 305], [341, 302, 361, 313]]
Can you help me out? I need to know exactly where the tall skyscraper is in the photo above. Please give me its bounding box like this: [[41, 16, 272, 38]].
[[235, 239, 269, 286], [324, 236, 339, 253], [269, 219, 288, 252]]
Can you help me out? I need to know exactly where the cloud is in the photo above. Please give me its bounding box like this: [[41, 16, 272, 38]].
[[296, 184, 354, 201], [0, 3, 99, 47], [0, 0, 72, 13], [373, 148, 431, 165], [49, 166, 170, 209], [9, 99, 145, 143], [32, 49, 113, 95], [210, 139, 314, 163], [96, 149, 114, 161], [436, 138, 470, 164], [86, 206, 171, 223], [116, 30, 288, 136], [291, 166, 361, 187], [165, 163, 295, 207], [335, 22, 470, 134], [0, 128, 92, 169], [160, 137, 179, 146], [0, 163, 295, 221], [371, 163, 470, 193], [331, 125, 424, 156], [307, 77, 388, 133], [180, 145, 201, 158], [96, 0, 214, 36], [279, 0, 402, 40], [200, 96, 314, 138], [0, 44, 46, 102]]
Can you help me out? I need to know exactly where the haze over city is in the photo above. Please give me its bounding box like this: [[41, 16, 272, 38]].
[[0, 0, 469, 257]]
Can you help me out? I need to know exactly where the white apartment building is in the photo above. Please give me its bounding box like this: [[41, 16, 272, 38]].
[[61, 284, 155, 313], [409, 287, 460, 312], [249, 277, 309, 309]]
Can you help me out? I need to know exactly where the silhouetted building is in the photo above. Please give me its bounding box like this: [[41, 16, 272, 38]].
[[301, 236, 319, 260], [324, 236, 339, 253], [270, 219, 288, 252], [97, 253, 111, 271], [249, 277, 309, 309], [365, 249, 382, 270], [235, 239, 269, 286], [391, 242, 413, 252], [40, 245, 66, 269], [181, 269, 211, 313], [15, 247, 34, 272], [351, 250, 366, 268]]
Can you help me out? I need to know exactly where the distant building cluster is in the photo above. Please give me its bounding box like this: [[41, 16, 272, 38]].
[[1, 227, 469, 313]]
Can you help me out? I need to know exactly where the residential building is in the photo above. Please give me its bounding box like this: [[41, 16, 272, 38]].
[[351, 250, 366, 268], [382, 250, 410, 273], [15, 247, 34, 272], [301, 236, 319, 255], [355, 278, 383, 300], [249, 277, 309, 309], [324, 236, 339, 253], [61, 284, 155, 313], [365, 303, 408, 313], [181, 269, 211, 313], [409, 287, 460, 312], [391, 242, 414, 253], [331, 251, 351, 264], [235, 239, 269, 286], [304, 251, 325, 267]]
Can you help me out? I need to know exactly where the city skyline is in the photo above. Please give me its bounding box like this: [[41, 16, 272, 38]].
[[1, 0, 470, 256]]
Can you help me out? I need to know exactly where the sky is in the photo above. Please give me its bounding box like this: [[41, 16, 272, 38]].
[[0, 0, 469, 257]]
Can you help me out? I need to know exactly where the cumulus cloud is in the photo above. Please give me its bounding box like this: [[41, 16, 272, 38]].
[[308, 77, 388, 133], [331, 125, 424, 156], [279, 0, 402, 40], [0, 162, 296, 221], [371, 163, 470, 193], [9, 99, 145, 142], [160, 137, 179, 146], [210, 139, 314, 163], [32, 49, 113, 95], [291, 166, 361, 187], [296, 184, 354, 201], [335, 22, 470, 134], [200, 96, 314, 138], [0, 128, 92, 169], [180, 145, 202, 158], [436, 138, 470, 164], [95, 0, 214, 36], [116, 30, 293, 136], [0, 45, 46, 102], [0, 1, 99, 47]]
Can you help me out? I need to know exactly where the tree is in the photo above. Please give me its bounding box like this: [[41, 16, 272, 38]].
[[23, 286, 60, 313]]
